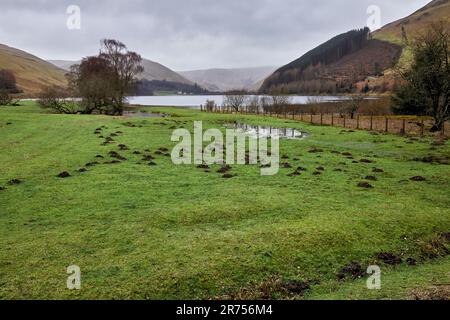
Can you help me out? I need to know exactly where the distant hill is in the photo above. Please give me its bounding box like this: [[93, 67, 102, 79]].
[[0, 44, 67, 94], [49, 58, 193, 86], [179, 66, 277, 92], [260, 0, 449, 94]]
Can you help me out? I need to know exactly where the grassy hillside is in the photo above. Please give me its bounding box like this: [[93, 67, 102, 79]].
[[0, 44, 67, 94], [1, 102, 449, 299], [373, 0, 450, 45]]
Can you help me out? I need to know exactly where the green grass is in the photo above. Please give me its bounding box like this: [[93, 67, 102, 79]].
[[1, 101, 449, 300]]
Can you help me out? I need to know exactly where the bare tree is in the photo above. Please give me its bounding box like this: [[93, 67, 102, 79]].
[[346, 94, 365, 119], [270, 94, 292, 114], [247, 96, 260, 114], [38, 86, 78, 114], [66, 39, 144, 115], [99, 39, 144, 115], [205, 99, 216, 112], [223, 91, 248, 112]]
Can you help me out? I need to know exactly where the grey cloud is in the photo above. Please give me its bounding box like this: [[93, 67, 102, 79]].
[[0, 0, 431, 70]]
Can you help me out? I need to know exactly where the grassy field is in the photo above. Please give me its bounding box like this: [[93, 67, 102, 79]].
[[1, 101, 449, 300]]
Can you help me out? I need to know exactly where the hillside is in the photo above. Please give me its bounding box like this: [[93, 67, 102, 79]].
[[0, 44, 67, 94], [49, 58, 193, 86], [179, 66, 277, 92], [373, 0, 450, 45], [260, 28, 401, 94], [260, 0, 449, 94]]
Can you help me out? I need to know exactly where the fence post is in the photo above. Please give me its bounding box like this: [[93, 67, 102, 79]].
[[343, 115, 346, 128], [421, 119, 424, 136], [401, 119, 406, 135], [320, 113, 323, 126], [385, 117, 389, 133], [370, 116, 373, 131], [356, 115, 360, 129], [331, 114, 334, 126], [310, 114, 313, 124]]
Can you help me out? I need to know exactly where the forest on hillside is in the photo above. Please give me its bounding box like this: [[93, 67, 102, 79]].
[[260, 27, 401, 94]]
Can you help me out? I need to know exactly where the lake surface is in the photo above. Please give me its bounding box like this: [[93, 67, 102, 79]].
[[128, 95, 349, 108], [225, 122, 308, 140]]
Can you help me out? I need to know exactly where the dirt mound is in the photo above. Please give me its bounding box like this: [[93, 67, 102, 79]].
[[357, 182, 373, 188], [109, 151, 127, 161], [217, 165, 232, 173], [118, 144, 129, 151], [337, 262, 365, 280], [373, 168, 384, 173], [376, 252, 402, 265], [359, 159, 374, 164], [57, 172, 71, 178], [413, 155, 450, 165], [410, 176, 426, 181], [8, 179, 22, 185], [222, 174, 234, 179], [364, 176, 378, 181]]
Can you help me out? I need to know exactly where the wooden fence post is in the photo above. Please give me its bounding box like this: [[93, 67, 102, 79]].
[[401, 119, 406, 135], [370, 116, 373, 131], [331, 114, 334, 126], [343, 115, 346, 128], [320, 113, 323, 126], [310, 114, 313, 124], [421, 119, 424, 136], [385, 117, 389, 133], [356, 115, 360, 129]]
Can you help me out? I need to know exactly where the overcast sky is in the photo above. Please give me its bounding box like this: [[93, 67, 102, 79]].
[[0, 0, 431, 71]]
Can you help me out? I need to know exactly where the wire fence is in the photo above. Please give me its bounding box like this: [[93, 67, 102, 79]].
[[202, 107, 449, 138]]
